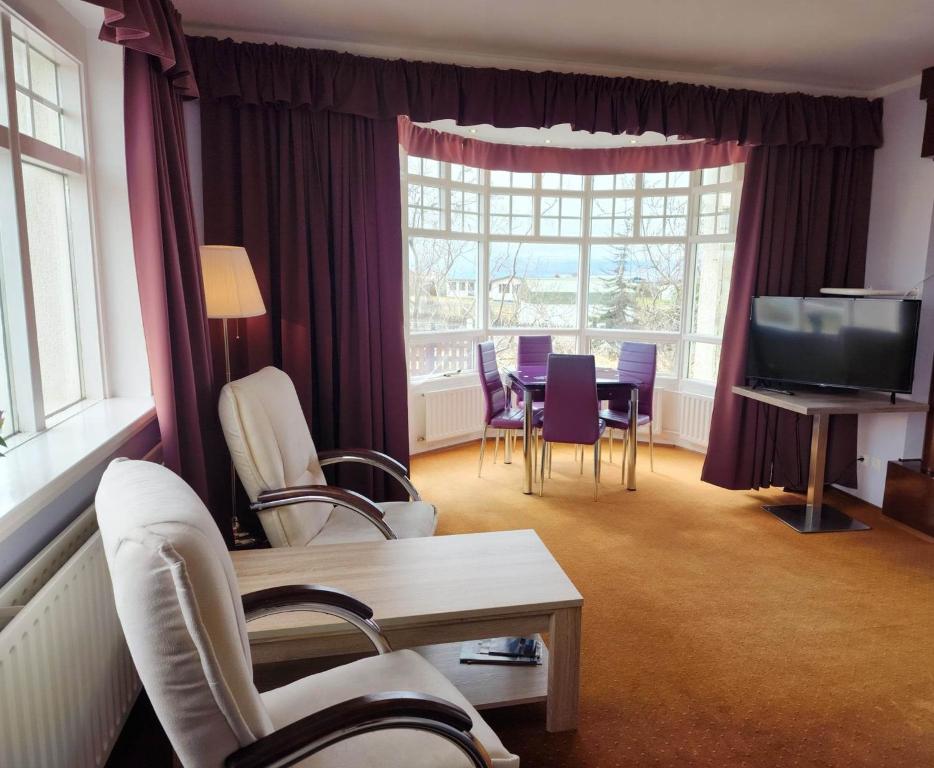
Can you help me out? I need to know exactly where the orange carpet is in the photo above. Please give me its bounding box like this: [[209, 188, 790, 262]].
[[411, 441, 934, 768]]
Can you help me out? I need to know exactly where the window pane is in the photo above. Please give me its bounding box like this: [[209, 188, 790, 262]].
[[702, 165, 733, 186], [592, 173, 635, 191], [450, 163, 481, 185], [645, 171, 689, 189], [667, 171, 690, 188], [491, 334, 577, 369], [640, 194, 687, 237], [28, 47, 58, 104], [22, 163, 83, 415], [686, 341, 721, 382], [408, 337, 476, 378], [588, 244, 683, 331], [540, 196, 582, 237], [450, 188, 480, 233], [490, 170, 533, 188], [32, 101, 62, 147], [691, 242, 734, 337], [590, 196, 633, 238], [15, 91, 33, 136], [589, 338, 676, 376], [542, 173, 584, 191], [408, 237, 479, 332], [697, 191, 732, 235], [490, 194, 533, 236], [407, 156, 441, 178], [407, 183, 443, 229], [489, 242, 580, 329], [12, 37, 28, 87]]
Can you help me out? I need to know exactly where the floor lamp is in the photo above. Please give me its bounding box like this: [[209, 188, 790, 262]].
[[200, 245, 266, 548]]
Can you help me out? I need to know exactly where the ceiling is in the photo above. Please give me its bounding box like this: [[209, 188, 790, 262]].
[[421, 121, 689, 148], [175, 0, 934, 94]]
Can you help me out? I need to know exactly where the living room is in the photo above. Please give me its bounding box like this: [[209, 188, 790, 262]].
[[0, 1, 932, 767]]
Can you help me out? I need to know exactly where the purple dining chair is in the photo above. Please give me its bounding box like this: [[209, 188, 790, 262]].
[[477, 341, 542, 477], [513, 335, 552, 410], [539, 354, 605, 500], [600, 342, 657, 479]]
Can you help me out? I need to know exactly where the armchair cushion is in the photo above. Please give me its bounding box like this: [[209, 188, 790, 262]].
[[310, 501, 438, 546], [261, 649, 519, 767], [96, 459, 274, 768], [219, 367, 333, 546]]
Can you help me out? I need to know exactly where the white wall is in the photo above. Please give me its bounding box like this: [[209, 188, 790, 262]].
[[850, 82, 934, 506]]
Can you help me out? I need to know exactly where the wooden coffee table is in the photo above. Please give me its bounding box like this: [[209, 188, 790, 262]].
[[232, 529, 584, 732]]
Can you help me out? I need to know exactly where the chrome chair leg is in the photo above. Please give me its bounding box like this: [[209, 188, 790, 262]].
[[593, 439, 601, 500], [478, 425, 488, 477], [579, 445, 584, 475], [539, 440, 547, 496], [621, 434, 628, 485], [649, 421, 655, 471], [608, 430, 614, 463], [493, 431, 500, 464], [548, 441, 553, 478]]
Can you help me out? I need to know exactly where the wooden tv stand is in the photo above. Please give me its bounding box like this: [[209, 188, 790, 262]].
[[732, 386, 928, 533]]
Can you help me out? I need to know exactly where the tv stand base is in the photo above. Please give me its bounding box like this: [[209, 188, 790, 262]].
[[763, 503, 870, 533]]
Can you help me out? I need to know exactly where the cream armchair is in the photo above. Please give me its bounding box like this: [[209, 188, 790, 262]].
[[95, 459, 518, 768], [219, 366, 436, 547]]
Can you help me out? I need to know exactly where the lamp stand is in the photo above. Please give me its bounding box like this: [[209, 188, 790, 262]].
[[223, 318, 256, 549]]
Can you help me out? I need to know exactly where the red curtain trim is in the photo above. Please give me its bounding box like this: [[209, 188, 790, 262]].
[[187, 36, 883, 149], [397, 116, 749, 173], [84, 0, 198, 97]]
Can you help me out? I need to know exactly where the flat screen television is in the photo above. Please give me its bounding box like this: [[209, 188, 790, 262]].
[[746, 296, 922, 394]]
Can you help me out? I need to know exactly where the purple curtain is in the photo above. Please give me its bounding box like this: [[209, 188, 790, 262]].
[[187, 37, 883, 148], [86, 0, 227, 534], [198, 101, 409, 500], [701, 145, 876, 491]]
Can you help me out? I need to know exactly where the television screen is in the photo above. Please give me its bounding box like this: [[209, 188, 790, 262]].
[[746, 297, 922, 394]]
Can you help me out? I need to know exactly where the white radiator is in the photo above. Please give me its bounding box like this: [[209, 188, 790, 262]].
[[423, 385, 485, 442], [0, 508, 138, 768], [679, 391, 715, 449]]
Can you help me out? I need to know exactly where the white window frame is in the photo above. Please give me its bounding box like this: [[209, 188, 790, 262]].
[[0, 8, 103, 446], [401, 149, 743, 387]]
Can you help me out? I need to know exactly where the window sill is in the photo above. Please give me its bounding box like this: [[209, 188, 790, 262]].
[[0, 397, 156, 540], [410, 372, 478, 390]]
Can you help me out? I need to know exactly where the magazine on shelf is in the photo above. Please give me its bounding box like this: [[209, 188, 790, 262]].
[[459, 636, 543, 666]]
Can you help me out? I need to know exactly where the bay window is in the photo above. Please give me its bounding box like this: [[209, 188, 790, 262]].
[[402, 150, 743, 385]]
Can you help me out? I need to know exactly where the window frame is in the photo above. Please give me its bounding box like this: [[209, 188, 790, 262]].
[[0, 9, 103, 444], [401, 150, 743, 386]]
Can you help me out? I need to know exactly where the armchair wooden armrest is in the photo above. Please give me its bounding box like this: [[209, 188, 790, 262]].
[[225, 691, 493, 768], [242, 583, 391, 654], [316, 449, 421, 501], [254, 485, 396, 539]]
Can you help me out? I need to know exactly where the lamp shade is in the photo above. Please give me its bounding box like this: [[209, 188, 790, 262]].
[[200, 245, 266, 319]]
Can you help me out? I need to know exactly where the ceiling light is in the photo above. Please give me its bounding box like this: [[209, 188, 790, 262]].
[[469, 127, 477, 134], [544, 138, 552, 145], [629, 138, 638, 144]]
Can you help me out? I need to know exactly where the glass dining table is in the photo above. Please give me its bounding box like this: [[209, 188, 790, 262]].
[[505, 366, 642, 494]]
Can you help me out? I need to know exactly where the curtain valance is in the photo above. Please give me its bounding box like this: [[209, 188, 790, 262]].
[[187, 35, 882, 149], [87, 0, 198, 96], [398, 116, 750, 173]]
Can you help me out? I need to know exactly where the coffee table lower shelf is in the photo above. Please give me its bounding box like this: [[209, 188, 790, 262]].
[[413, 635, 549, 711]]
